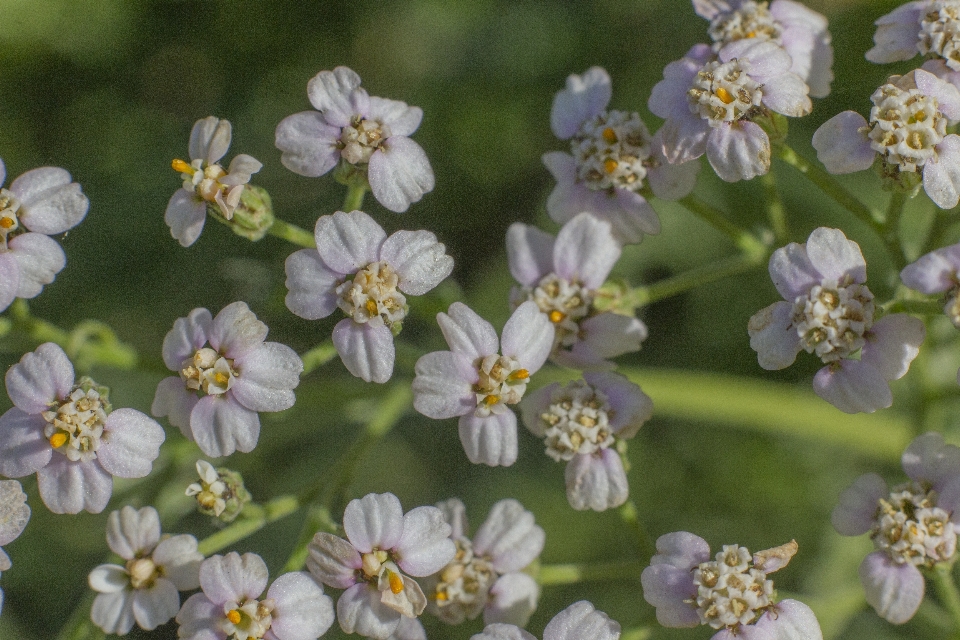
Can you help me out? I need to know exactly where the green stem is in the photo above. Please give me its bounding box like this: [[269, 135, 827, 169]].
[[300, 340, 339, 375], [677, 194, 765, 255], [282, 505, 339, 573], [880, 298, 944, 316], [933, 566, 960, 639], [760, 172, 789, 244], [619, 500, 655, 560], [537, 560, 644, 585], [628, 252, 766, 308], [882, 191, 908, 270], [196, 495, 299, 557], [267, 218, 316, 248], [620, 628, 653, 640], [343, 183, 368, 212]]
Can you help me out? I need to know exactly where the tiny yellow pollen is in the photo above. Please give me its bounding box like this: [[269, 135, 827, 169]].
[[602, 127, 617, 143], [388, 570, 404, 595], [603, 159, 619, 174], [715, 87, 735, 104], [508, 369, 530, 381], [226, 610, 242, 625], [171, 159, 194, 174], [435, 590, 448, 601], [0, 218, 13, 229], [49, 433, 67, 449], [745, 30, 757, 38], [548, 310, 565, 323], [365, 299, 379, 316], [483, 394, 500, 406], [214, 372, 230, 386]]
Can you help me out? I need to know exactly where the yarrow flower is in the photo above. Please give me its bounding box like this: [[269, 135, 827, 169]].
[[166, 116, 263, 247], [520, 372, 652, 511], [649, 39, 812, 181], [748, 227, 924, 413], [693, 0, 834, 98], [306, 492, 456, 640], [832, 432, 960, 624], [900, 243, 960, 378], [506, 213, 647, 369], [275, 66, 434, 212], [0, 343, 164, 514], [152, 301, 303, 458], [0, 480, 29, 614], [423, 498, 544, 627], [641, 532, 822, 639], [812, 68, 960, 208], [0, 158, 89, 314], [185, 460, 251, 522], [412, 301, 554, 467], [867, 0, 960, 71], [88, 506, 203, 634], [285, 209, 453, 383], [177, 551, 334, 640], [470, 600, 621, 640], [545, 67, 698, 244]]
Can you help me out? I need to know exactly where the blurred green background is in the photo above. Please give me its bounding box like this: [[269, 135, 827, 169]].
[[1, 0, 958, 638]]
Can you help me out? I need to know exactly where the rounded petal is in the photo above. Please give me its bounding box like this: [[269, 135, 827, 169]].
[[658, 110, 709, 164], [565, 312, 647, 365], [275, 111, 342, 178], [332, 318, 395, 384], [268, 572, 335, 640], [161, 307, 213, 371], [859, 551, 924, 624], [88, 564, 129, 594], [5, 342, 74, 413], [861, 314, 924, 381], [553, 213, 621, 289], [706, 121, 771, 182], [0, 480, 29, 546], [812, 111, 874, 174], [518, 383, 556, 438], [551, 66, 612, 139], [306, 532, 363, 589], [506, 223, 555, 287], [652, 531, 711, 569], [500, 300, 554, 374], [458, 412, 518, 467], [748, 301, 803, 370], [151, 376, 197, 438], [284, 248, 343, 320], [565, 450, 628, 511], [209, 301, 268, 359], [314, 210, 387, 274], [412, 350, 477, 419], [98, 409, 165, 479], [435, 497, 468, 540], [649, 49, 708, 120], [106, 505, 160, 559], [437, 302, 499, 359], [11, 167, 88, 234], [901, 244, 960, 293], [916, 69, 960, 120], [337, 582, 400, 640], [0, 408, 52, 478], [720, 39, 792, 77], [925, 135, 960, 209], [473, 499, 544, 573], [368, 97, 423, 137], [231, 342, 303, 412], [865, 4, 924, 64], [201, 552, 269, 605], [37, 457, 112, 514], [389, 616, 426, 640], [380, 230, 453, 296], [175, 592, 223, 640], [472, 624, 537, 640], [646, 147, 699, 200], [805, 227, 866, 283], [754, 599, 823, 640], [831, 473, 887, 536], [769, 242, 820, 300], [939, 474, 960, 520], [641, 563, 700, 627], [132, 578, 181, 630], [91, 590, 135, 635], [8, 232, 66, 299], [0, 253, 18, 313], [189, 394, 261, 458], [165, 189, 207, 247], [594, 189, 661, 244], [813, 360, 892, 414], [759, 72, 812, 117], [153, 535, 203, 590], [189, 116, 232, 164], [307, 67, 364, 125], [368, 136, 435, 213], [344, 492, 404, 554], [485, 572, 539, 627], [901, 432, 960, 489], [584, 371, 653, 438], [395, 506, 456, 576], [543, 600, 621, 640]]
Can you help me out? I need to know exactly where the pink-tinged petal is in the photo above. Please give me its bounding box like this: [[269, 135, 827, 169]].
[[395, 506, 455, 576], [307, 67, 364, 126], [567, 312, 647, 364], [749, 301, 802, 370], [901, 432, 960, 489], [769, 242, 820, 300], [659, 110, 709, 164], [0, 158, 5, 185], [588, 189, 661, 244], [0, 480, 28, 546], [306, 532, 363, 589], [232, 342, 303, 412], [774, 0, 833, 98], [175, 592, 223, 640], [565, 450, 628, 511], [284, 248, 343, 320], [518, 383, 556, 438], [189, 395, 261, 458], [553, 213, 620, 289], [551, 67, 612, 139], [436, 497, 468, 539], [332, 318, 395, 384], [11, 168, 88, 234], [832, 473, 886, 536], [37, 457, 112, 514], [501, 300, 554, 373], [652, 531, 711, 569], [275, 112, 342, 178], [153, 535, 203, 590], [189, 116, 232, 164], [386, 616, 425, 640], [6, 342, 74, 412], [0, 253, 18, 313], [201, 552, 268, 604], [859, 551, 924, 624], [132, 579, 180, 630], [771, 0, 827, 32], [706, 121, 771, 182], [712, 625, 775, 640], [314, 210, 386, 274], [162, 307, 212, 371], [106, 505, 160, 559], [916, 70, 960, 120], [939, 475, 960, 521], [584, 371, 653, 438], [754, 599, 823, 640], [472, 624, 537, 640], [458, 412, 518, 467], [641, 562, 700, 627], [506, 223, 555, 287], [368, 136, 435, 213], [901, 245, 960, 293], [91, 591, 135, 635], [368, 97, 423, 137], [692, 0, 730, 20], [485, 572, 539, 627], [720, 39, 792, 77], [412, 350, 477, 419], [473, 499, 544, 573], [437, 302, 499, 359], [861, 314, 924, 382], [649, 49, 709, 119], [0, 408, 52, 477], [543, 600, 621, 640], [805, 227, 866, 283], [380, 229, 453, 296], [542, 152, 588, 226], [344, 493, 404, 554], [337, 582, 400, 639], [646, 144, 699, 200], [813, 360, 892, 414], [151, 376, 197, 438], [925, 135, 960, 209], [865, 3, 925, 64], [98, 409, 165, 479], [165, 189, 207, 247], [268, 572, 335, 640], [760, 71, 812, 117], [223, 154, 262, 184], [922, 59, 960, 94], [89, 564, 129, 593], [209, 301, 268, 358], [8, 232, 65, 299]]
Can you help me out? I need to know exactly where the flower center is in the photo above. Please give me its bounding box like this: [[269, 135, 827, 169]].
[[708, 1, 781, 48], [181, 347, 238, 396], [0, 189, 23, 252], [919, 1, 960, 71], [791, 277, 875, 363], [360, 550, 406, 596], [431, 538, 496, 622], [539, 380, 614, 462], [868, 83, 946, 173], [336, 261, 408, 330], [172, 158, 235, 209], [692, 545, 774, 630], [688, 59, 763, 126], [126, 557, 161, 590], [529, 273, 594, 348], [945, 287, 960, 329], [186, 461, 229, 517], [873, 482, 957, 567], [221, 598, 275, 640], [339, 116, 391, 165], [473, 355, 529, 417], [42, 386, 108, 463], [570, 110, 651, 192]]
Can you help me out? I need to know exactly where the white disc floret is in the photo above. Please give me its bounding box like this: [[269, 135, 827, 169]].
[[172, 158, 242, 220], [186, 460, 228, 517], [919, 1, 960, 71], [791, 277, 875, 363], [432, 538, 496, 622], [873, 482, 958, 567], [339, 115, 391, 165], [530, 273, 594, 347], [42, 386, 109, 463], [473, 355, 529, 417], [336, 261, 408, 330], [708, 1, 782, 49], [221, 596, 276, 640], [181, 347, 238, 395], [570, 110, 652, 191], [0, 189, 22, 250], [539, 380, 615, 462], [868, 83, 946, 172], [688, 59, 763, 126], [692, 545, 775, 630]]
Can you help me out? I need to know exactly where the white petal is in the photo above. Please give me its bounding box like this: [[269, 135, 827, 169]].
[[925, 135, 960, 209], [0, 480, 29, 546], [813, 360, 892, 414], [284, 248, 343, 320], [37, 457, 113, 514], [859, 551, 924, 624], [231, 342, 303, 411], [805, 227, 866, 283], [748, 301, 802, 370], [551, 66, 612, 139], [500, 301, 554, 374], [437, 302, 499, 359], [485, 572, 540, 627], [91, 591, 135, 635], [706, 121, 771, 182], [831, 473, 887, 536], [368, 136, 435, 213], [395, 506, 456, 576], [314, 210, 386, 274], [88, 564, 130, 593], [368, 97, 423, 137], [189, 394, 261, 458], [380, 229, 454, 296], [5, 342, 74, 414], [268, 572, 336, 640], [307, 67, 364, 125], [106, 505, 161, 559], [754, 599, 823, 640], [98, 409, 165, 479], [506, 223, 554, 287], [189, 116, 232, 164], [165, 189, 207, 247], [812, 112, 874, 175], [8, 232, 65, 299], [553, 213, 620, 290], [861, 314, 924, 381], [542, 600, 621, 640], [210, 301, 268, 359], [412, 350, 477, 419], [132, 578, 181, 630], [343, 493, 404, 553], [565, 450, 629, 511], [0, 253, 18, 314], [472, 623, 537, 640], [153, 535, 203, 590], [458, 412, 518, 467], [275, 111, 342, 178], [200, 552, 269, 604], [337, 582, 400, 640], [307, 532, 363, 589], [151, 376, 197, 439], [472, 499, 544, 573], [332, 318, 395, 384], [161, 307, 213, 371], [901, 432, 960, 489], [11, 167, 88, 234]]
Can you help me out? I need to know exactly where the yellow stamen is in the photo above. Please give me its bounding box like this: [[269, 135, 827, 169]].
[[715, 87, 735, 104], [603, 159, 619, 174], [508, 369, 530, 382], [226, 610, 242, 625], [548, 310, 565, 323], [365, 299, 379, 316], [214, 372, 230, 386], [483, 394, 500, 406], [0, 218, 13, 229], [388, 570, 404, 595], [745, 30, 757, 38], [602, 127, 617, 143], [171, 159, 194, 174], [435, 590, 448, 601], [49, 433, 67, 449]]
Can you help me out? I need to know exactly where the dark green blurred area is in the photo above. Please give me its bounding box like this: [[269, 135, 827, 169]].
[[0, 0, 954, 638]]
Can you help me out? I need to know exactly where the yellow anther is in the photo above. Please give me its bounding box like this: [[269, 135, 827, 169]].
[[483, 394, 500, 406], [548, 310, 565, 323], [435, 590, 448, 601], [715, 87, 735, 104], [745, 30, 757, 38], [226, 610, 242, 625], [508, 369, 530, 382], [365, 299, 379, 316], [49, 433, 67, 449], [0, 218, 13, 229], [214, 372, 230, 386], [602, 127, 618, 143], [171, 159, 194, 174], [603, 159, 619, 174], [388, 570, 404, 595]]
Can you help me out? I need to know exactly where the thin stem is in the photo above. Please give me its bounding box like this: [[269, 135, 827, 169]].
[[620, 628, 653, 640], [281, 505, 339, 573], [677, 194, 765, 255], [343, 183, 367, 212], [760, 172, 789, 244], [932, 566, 960, 639], [196, 495, 299, 557], [300, 340, 338, 375], [619, 500, 655, 560], [883, 191, 908, 270], [628, 252, 766, 308], [537, 560, 644, 586], [267, 218, 316, 248], [880, 298, 944, 316]]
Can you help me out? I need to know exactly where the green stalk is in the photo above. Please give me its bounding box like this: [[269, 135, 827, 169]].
[[677, 194, 766, 255], [267, 218, 316, 248], [627, 252, 766, 308], [882, 191, 908, 270], [196, 495, 299, 557], [933, 566, 960, 639], [343, 183, 368, 212], [880, 298, 944, 316], [760, 172, 789, 244], [300, 340, 339, 375], [537, 560, 644, 585], [619, 500, 655, 560]]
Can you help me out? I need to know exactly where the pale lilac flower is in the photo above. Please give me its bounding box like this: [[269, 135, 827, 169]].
[[285, 210, 453, 383], [748, 227, 925, 413], [412, 301, 554, 467], [0, 158, 89, 314], [693, 0, 834, 97], [649, 40, 812, 182], [866, 1, 960, 71], [423, 498, 544, 627], [812, 68, 960, 208], [275, 66, 434, 213], [642, 533, 822, 639], [507, 213, 646, 370], [470, 600, 621, 640], [546, 67, 698, 244], [901, 243, 960, 373], [306, 492, 456, 640], [88, 506, 203, 634], [0, 343, 164, 514], [0, 480, 29, 614], [832, 432, 960, 624], [152, 301, 302, 458], [520, 372, 652, 511], [177, 552, 334, 640], [166, 116, 263, 247]]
